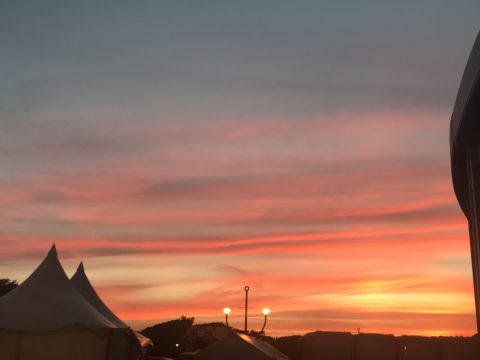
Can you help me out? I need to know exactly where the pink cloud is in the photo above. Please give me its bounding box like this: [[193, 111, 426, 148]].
[[1, 108, 475, 336]]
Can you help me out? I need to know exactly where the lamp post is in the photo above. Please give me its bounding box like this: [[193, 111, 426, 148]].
[[223, 307, 231, 328], [260, 308, 270, 333], [244, 286, 249, 332], [222, 285, 271, 334]]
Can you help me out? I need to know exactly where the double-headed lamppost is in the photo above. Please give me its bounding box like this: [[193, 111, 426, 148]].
[[222, 285, 271, 334]]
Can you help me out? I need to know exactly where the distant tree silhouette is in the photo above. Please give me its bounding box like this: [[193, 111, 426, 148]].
[[0, 278, 18, 297], [140, 316, 194, 358], [186, 322, 230, 352]]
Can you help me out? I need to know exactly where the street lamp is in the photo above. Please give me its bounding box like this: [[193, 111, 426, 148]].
[[221, 307, 271, 333], [223, 307, 231, 328], [260, 308, 270, 333], [222, 286, 271, 333]]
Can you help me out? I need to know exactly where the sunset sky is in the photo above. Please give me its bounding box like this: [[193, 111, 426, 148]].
[[2, 1, 480, 337]]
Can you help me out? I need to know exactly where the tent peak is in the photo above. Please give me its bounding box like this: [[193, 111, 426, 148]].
[[0, 243, 117, 331], [48, 243, 57, 256], [77, 261, 85, 273]]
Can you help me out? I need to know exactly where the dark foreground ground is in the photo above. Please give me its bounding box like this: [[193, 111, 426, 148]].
[[282, 331, 480, 360], [140, 318, 480, 360]]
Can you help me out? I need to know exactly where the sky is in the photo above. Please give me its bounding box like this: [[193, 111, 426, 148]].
[[1, 1, 480, 337]]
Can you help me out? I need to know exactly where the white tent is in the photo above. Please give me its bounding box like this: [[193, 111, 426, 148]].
[[196, 331, 290, 360], [70, 262, 153, 348], [0, 244, 141, 360]]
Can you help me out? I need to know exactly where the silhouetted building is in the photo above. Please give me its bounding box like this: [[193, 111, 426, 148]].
[[302, 331, 480, 360], [193, 330, 289, 360], [399, 336, 440, 360], [450, 30, 480, 333], [303, 331, 354, 360], [303, 332, 398, 360]]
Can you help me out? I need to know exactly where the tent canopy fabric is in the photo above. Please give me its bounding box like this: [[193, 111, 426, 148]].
[[239, 334, 290, 360], [71, 262, 153, 347], [71, 262, 127, 328], [196, 331, 289, 360], [0, 244, 116, 332]]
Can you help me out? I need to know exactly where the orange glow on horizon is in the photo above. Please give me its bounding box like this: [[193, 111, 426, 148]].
[[1, 110, 476, 337]]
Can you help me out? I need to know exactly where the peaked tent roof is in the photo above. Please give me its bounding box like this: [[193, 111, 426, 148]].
[[71, 262, 126, 328], [0, 244, 116, 332], [196, 331, 289, 360], [71, 262, 153, 347]]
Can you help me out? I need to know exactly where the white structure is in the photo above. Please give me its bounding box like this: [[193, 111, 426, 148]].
[[71, 262, 153, 348], [0, 245, 141, 360], [196, 331, 289, 360]]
